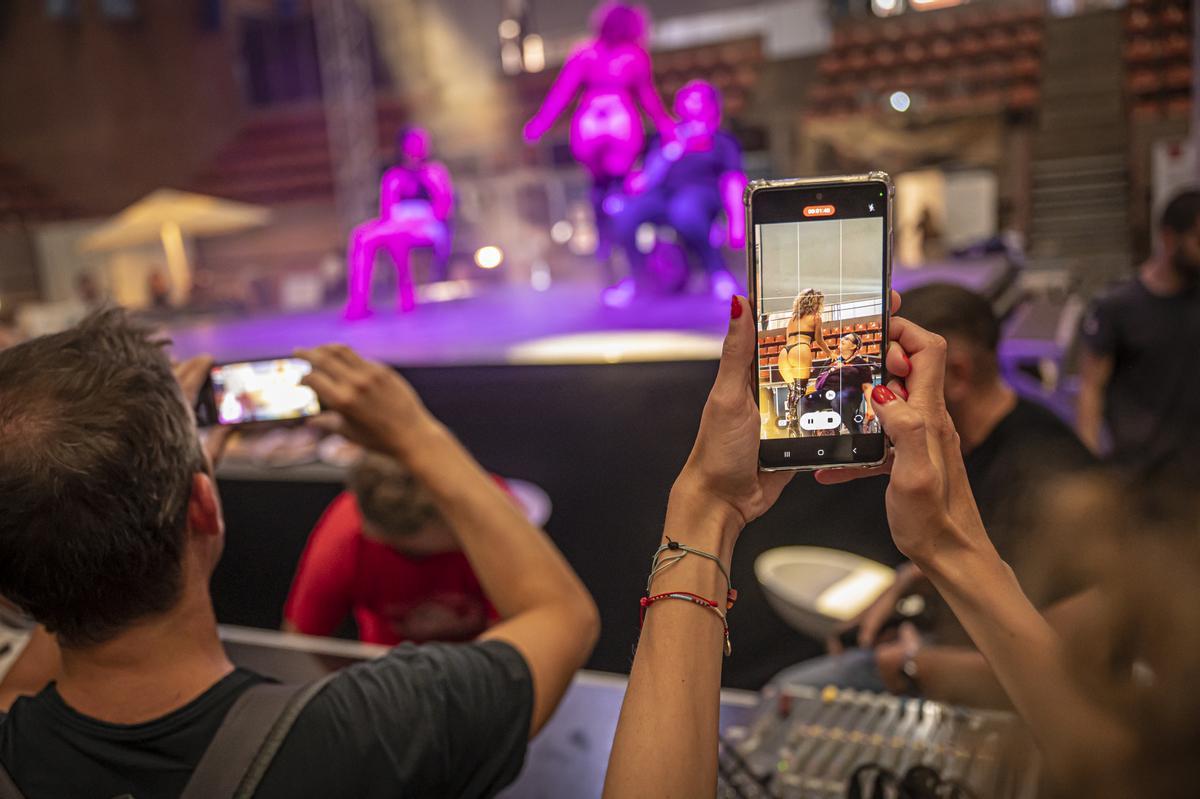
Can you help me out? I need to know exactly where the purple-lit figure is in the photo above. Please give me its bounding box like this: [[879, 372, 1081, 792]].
[[523, 2, 674, 264], [606, 79, 748, 306], [345, 127, 453, 319]]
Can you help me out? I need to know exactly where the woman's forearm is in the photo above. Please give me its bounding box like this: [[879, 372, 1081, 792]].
[[604, 487, 739, 799], [920, 543, 1134, 784]]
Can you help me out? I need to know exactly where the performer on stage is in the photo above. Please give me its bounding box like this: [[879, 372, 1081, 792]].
[[345, 127, 453, 320], [522, 2, 674, 267], [778, 288, 835, 436], [810, 332, 877, 434], [607, 79, 747, 305]]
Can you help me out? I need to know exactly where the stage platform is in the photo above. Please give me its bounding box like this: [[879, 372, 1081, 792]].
[[167, 283, 730, 367], [166, 255, 1015, 368]]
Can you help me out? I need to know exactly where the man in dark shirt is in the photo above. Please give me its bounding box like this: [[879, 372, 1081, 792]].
[[1077, 189, 1200, 479], [771, 284, 1095, 704], [0, 310, 599, 798]]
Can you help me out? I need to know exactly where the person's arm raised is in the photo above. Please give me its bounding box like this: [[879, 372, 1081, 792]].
[[297, 346, 598, 737], [524, 49, 586, 141], [817, 319, 1135, 789], [604, 296, 795, 799]]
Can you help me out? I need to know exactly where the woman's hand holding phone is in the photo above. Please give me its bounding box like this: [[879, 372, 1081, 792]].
[[667, 296, 796, 549], [813, 313, 993, 571]]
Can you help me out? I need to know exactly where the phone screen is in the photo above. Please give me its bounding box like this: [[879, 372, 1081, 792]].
[[206, 358, 321, 426], [750, 179, 890, 469]]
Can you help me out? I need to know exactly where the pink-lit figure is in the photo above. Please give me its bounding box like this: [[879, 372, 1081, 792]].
[[606, 80, 748, 306], [345, 127, 453, 319], [523, 2, 674, 263]]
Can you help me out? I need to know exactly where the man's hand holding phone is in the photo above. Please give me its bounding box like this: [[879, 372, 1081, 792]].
[[295, 344, 439, 458], [174, 355, 232, 467]]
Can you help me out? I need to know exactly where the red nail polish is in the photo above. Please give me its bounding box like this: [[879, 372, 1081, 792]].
[[896, 383, 909, 400], [901, 350, 911, 369], [730, 296, 743, 319], [872, 385, 897, 405]]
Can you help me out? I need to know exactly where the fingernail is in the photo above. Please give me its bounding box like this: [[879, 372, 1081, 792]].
[[730, 296, 743, 319], [872, 385, 897, 405], [901, 350, 911, 369], [895, 384, 909, 401]]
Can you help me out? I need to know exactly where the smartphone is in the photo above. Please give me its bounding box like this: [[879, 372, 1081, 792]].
[[745, 173, 894, 471], [195, 357, 321, 427]]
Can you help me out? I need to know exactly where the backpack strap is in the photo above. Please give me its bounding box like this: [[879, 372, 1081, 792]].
[[0, 760, 25, 799], [181, 672, 336, 799]]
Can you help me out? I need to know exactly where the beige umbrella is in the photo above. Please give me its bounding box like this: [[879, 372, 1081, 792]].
[[80, 189, 271, 303]]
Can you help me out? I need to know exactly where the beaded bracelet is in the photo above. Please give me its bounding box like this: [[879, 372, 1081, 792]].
[[647, 537, 738, 611], [639, 590, 732, 656]]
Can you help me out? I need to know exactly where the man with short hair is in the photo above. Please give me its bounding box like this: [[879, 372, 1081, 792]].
[[283, 453, 498, 644], [773, 284, 1094, 705], [0, 309, 599, 798], [1077, 189, 1200, 478]]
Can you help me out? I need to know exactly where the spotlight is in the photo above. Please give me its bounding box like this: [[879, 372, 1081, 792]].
[[501, 43, 522, 75], [635, 223, 657, 254], [523, 34, 545, 73], [498, 19, 520, 39], [531, 260, 552, 291], [475, 246, 504, 269], [550, 220, 574, 244], [889, 91, 911, 112], [872, 0, 902, 16]]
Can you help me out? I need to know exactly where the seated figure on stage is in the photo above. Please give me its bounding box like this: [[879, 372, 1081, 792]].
[[523, 2, 675, 268], [607, 79, 747, 306], [808, 332, 879, 435], [345, 126, 453, 319]]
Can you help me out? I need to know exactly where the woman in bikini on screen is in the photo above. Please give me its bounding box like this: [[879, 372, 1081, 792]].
[[779, 288, 835, 436]]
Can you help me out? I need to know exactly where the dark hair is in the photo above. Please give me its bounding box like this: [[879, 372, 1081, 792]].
[[593, 2, 647, 45], [0, 309, 204, 646], [1160, 189, 1200, 235], [900, 283, 1000, 354], [348, 454, 440, 539]]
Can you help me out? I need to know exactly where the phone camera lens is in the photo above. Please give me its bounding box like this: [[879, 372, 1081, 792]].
[[816, 192, 824, 200]]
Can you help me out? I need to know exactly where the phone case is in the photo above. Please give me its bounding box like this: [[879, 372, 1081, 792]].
[[744, 172, 895, 472]]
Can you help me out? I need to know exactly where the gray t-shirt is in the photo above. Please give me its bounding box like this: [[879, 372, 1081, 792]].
[[0, 640, 532, 798]]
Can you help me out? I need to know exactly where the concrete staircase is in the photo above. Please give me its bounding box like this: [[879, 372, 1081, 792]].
[[1027, 9, 1132, 288]]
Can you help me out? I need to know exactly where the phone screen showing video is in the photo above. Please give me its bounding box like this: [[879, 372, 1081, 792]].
[[751, 180, 889, 469], [210, 358, 320, 426]]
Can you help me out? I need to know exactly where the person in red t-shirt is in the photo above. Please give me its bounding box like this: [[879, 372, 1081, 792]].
[[284, 454, 498, 644]]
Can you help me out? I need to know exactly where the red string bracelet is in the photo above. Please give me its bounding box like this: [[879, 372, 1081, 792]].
[[639, 591, 732, 656]]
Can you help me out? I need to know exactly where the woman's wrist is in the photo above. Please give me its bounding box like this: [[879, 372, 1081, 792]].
[[666, 478, 743, 561]]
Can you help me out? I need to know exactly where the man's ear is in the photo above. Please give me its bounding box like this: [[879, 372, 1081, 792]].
[[943, 347, 974, 401], [187, 472, 224, 539]]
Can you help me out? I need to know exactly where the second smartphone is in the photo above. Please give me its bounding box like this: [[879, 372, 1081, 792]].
[[745, 173, 894, 471], [195, 357, 321, 427]]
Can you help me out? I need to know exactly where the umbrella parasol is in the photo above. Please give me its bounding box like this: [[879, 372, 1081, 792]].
[[80, 189, 271, 302]]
